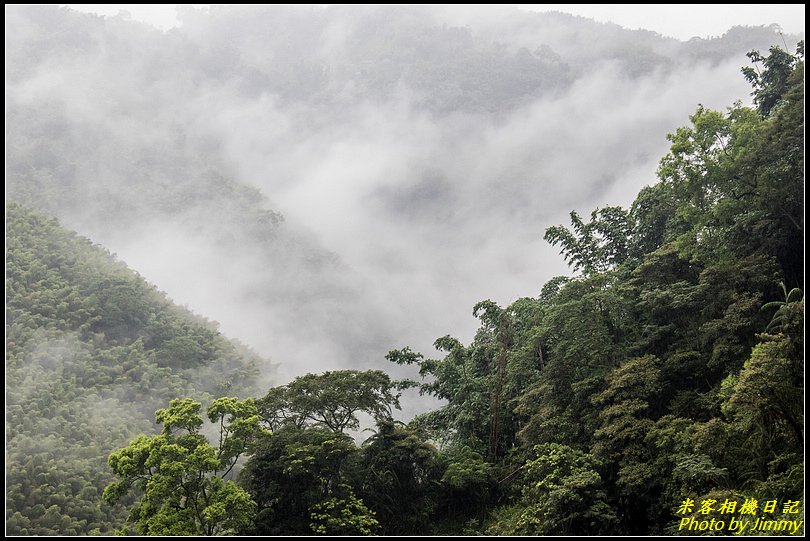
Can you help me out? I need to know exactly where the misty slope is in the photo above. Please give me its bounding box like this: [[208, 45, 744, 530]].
[[96, 44, 804, 536], [5, 5, 801, 385], [5, 201, 268, 535]]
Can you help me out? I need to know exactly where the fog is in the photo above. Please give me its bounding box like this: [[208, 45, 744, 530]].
[[6, 5, 800, 402]]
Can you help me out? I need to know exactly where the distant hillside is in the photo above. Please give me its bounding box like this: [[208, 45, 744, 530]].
[[5, 200, 269, 535]]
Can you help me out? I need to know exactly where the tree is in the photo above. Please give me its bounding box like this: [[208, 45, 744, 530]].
[[721, 295, 804, 479], [358, 420, 444, 534], [472, 300, 514, 462], [760, 282, 803, 333], [741, 42, 803, 117], [628, 182, 686, 259], [309, 487, 380, 535], [489, 443, 617, 535], [240, 426, 361, 535], [389, 298, 545, 462], [656, 104, 736, 227], [103, 398, 262, 535], [437, 447, 495, 521], [737, 48, 804, 286], [388, 337, 491, 454], [518, 273, 634, 448], [591, 355, 662, 533], [257, 370, 401, 433], [654, 43, 804, 286], [544, 206, 634, 275]]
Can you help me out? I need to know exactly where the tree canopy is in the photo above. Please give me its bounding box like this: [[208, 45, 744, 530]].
[[103, 398, 263, 535], [256, 370, 401, 433]]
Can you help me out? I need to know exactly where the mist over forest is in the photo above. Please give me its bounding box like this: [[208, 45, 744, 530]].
[[7, 5, 794, 381], [5, 5, 804, 536]]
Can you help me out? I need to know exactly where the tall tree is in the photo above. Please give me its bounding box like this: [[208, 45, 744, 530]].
[[358, 420, 443, 534], [103, 398, 262, 535], [388, 298, 544, 461], [473, 300, 514, 462], [489, 443, 617, 535], [256, 370, 401, 433]]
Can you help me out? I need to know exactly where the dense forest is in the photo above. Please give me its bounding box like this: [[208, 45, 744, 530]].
[[5, 201, 266, 534], [4, 5, 804, 537]]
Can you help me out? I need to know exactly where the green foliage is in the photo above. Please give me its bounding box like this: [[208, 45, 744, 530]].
[[488, 443, 617, 535], [240, 427, 360, 535], [760, 282, 804, 333], [437, 447, 495, 521], [358, 420, 444, 535], [518, 273, 634, 448], [721, 323, 804, 474], [5, 201, 266, 535], [742, 41, 803, 116], [388, 297, 545, 460], [656, 43, 804, 286], [241, 417, 443, 536], [629, 182, 687, 258], [544, 206, 634, 275], [257, 370, 401, 433], [671, 454, 728, 494], [309, 488, 380, 535], [103, 398, 263, 535], [592, 355, 661, 509]]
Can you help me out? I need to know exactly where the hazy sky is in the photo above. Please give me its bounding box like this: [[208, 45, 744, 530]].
[[65, 4, 805, 39], [520, 4, 805, 39]]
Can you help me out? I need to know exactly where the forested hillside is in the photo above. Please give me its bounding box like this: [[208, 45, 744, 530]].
[[4, 4, 803, 536], [5, 202, 267, 535], [98, 44, 802, 535]]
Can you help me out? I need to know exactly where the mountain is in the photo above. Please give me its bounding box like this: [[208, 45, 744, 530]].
[[69, 42, 803, 535], [4, 5, 803, 535], [5, 6, 800, 387], [5, 201, 269, 535]]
